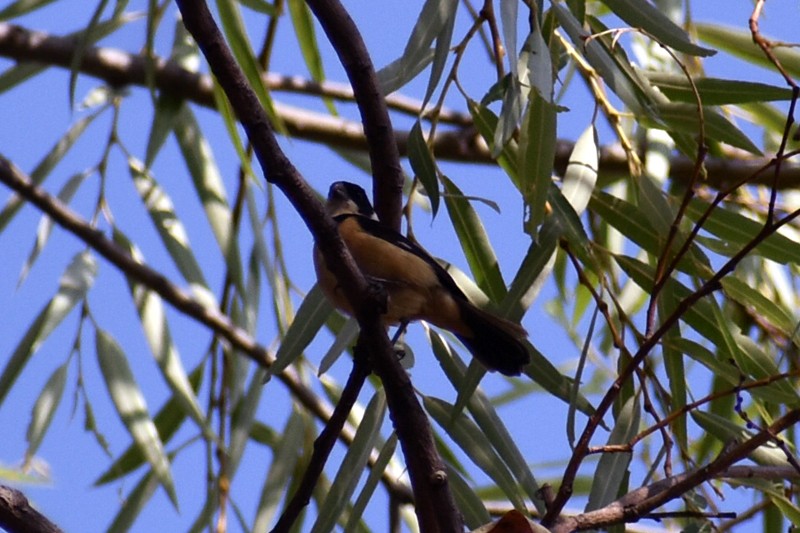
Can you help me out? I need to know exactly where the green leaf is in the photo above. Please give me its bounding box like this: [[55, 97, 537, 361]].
[[376, 0, 456, 94], [95, 364, 204, 485], [646, 73, 794, 105], [645, 103, 762, 155], [270, 284, 332, 377], [502, 221, 558, 321], [520, 20, 554, 102], [561, 126, 598, 214], [686, 198, 800, 265], [345, 434, 399, 532], [408, 121, 440, 217], [442, 176, 506, 302], [105, 468, 160, 533], [253, 409, 307, 532], [519, 92, 557, 231], [445, 465, 491, 529], [318, 317, 358, 376], [422, 0, 457, 107], [288, 0, 325, 82], [695, 24, 800, 80], [586, 395, 640, 511], [599, 0, 715, 57], [216, 0, 283, 131], [0, 0, 58, 20], [18, 170, 90, 287], [468, 99, 519, 183], [173, 106, 246, 294], [111, 229, 216, 444], [555, 6, 653, 115], [692, 411, 795, 467], [720, 277, 795, 339], [95, 328, 177, 507], [424, 396, 527, 512], [0, 251, 96, 406], [312, 391, 386, 533], [128, 164, 209, 288], [25, 363, 68, 461]]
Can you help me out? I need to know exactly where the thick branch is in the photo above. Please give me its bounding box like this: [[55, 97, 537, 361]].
[[173, 2, 461, 531], [0, 485, 63, 533], [1, 22, 799, 190], [304, 0, 403, 229]]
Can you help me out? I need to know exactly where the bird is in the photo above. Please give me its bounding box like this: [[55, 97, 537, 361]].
[[313, 181, 530, 376]]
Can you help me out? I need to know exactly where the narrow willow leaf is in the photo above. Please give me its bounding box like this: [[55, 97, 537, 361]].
[[311, 392, 386, 533], [561, 126, 598, 214], [685, 199, 800, 265], [345, 434, 399, 532], [67, 0, 109, 107], [128, 162, 209, 289], [520, 20, 554, 103], [318, 316, 358, 376], [18, 170, 90, 287], [216, 0, 283, 131], [408, 121, 440, 217], [468, 99, 519, 183], [519, 92, 557, 232], [600, 0, 714, 57], [548, 184, 595, 272], [95, 329, 177, 507], [447, 464, 492, 529], [377, 49, 434, 96], [110, 229, 216, 445], [25, 363, 68, 461], [173, 107, 246, 293], [501, 220, 558, 321], [95, 364, 204, 485], [0, 252, 96, 406], [586, 395, 640, 511], [646, 103, 762, 155], [270, 284, 332, 377], [442, 177, 506, 302], [228, 366, 267, 476], [695, 24, 800, 80], [377, 0, 457, 95], [555, 6, 651, 114], [425, 396, 527, 512], [769, 493, 800, 527], [591, 192, 712, 277], [614, 255, 724, 346], [733, 336, 800, 406], [668, 338, 740, 386], [288, 0, 325, 82], [0, 111, 101, 232], [692, 411, 794, 467], [501, 0, 519, 76], [494, 77, 523, 157], [422, 0, 457, 108], [720, 277, 795, 338], [253, 410, 306, 532], [105, 468, 160, 533], [0, 0, 58, 19], [646, 73, 793, 105]]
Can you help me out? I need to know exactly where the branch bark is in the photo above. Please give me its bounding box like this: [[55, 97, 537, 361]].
[[0, 485, 63, 533], [1, 22, 799, 190], [173, 1, 461, 531]]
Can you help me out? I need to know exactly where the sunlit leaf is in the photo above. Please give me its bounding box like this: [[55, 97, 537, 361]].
[[408, 120, 440, 217], [0, 252, 96, 406], [95, 328, 177, 507]]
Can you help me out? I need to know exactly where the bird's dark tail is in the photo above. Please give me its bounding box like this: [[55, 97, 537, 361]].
[[455, 301, 530, 376]]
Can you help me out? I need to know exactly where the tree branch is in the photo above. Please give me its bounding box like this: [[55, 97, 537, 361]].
[[0, 485, 63, 533], [1, 22, 799, 190], [173, 2, 461, 531]]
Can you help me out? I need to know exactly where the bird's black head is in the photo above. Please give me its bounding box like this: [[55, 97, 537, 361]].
[[326, 181, 376, 219]]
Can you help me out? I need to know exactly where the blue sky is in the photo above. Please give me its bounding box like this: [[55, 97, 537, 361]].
[[1, 1, 797, 531]]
